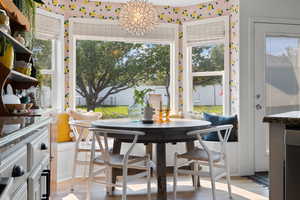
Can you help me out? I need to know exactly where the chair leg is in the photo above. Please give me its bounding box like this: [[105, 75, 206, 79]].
[[106, 166, 113, 195], [122, 165, 128, 200], [71, 138, 81, 192], [173, 153, 178, 200], [224, 156, 232, 199], [147, 155, 151, 200], [208, 161, 216, 200], [193, 162, 199, 191], [88, 134, 96, 195]]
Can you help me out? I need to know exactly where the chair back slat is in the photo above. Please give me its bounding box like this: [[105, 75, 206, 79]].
[[187, 125, 233, 161], [89, 128, 145, 136], [90, 128, 145, 166], [69, 120, 94, 140]]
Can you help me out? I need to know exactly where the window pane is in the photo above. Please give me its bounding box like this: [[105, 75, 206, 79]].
[[192, 43, 224, 72], [192, 76, 223, 115], [75, 40, 170, 119], [265, 37, 300, 115], [32, 38, 53, 70], [40, 74, 52, 108]]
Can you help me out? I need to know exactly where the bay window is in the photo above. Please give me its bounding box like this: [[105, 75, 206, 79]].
[[183, 16, 230, 115], [33, 9, 64, 111]]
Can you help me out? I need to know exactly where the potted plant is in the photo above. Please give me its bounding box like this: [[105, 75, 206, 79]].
[[13, 0, 44, 48], [128, 88, 153, 121]]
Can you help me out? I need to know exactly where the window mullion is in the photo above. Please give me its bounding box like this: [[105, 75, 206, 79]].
[[192, 71, 224, 77]]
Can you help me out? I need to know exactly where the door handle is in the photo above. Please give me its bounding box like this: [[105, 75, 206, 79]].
[[256, 104, 262, 110]]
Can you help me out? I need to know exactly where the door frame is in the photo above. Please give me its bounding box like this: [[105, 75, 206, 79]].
[[248, 17, 300, 173]]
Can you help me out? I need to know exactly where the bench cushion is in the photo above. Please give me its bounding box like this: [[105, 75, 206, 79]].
[[202, 112, 238, 142]]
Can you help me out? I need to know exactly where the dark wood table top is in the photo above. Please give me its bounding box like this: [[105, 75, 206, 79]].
[[91, 118, 211, 143]]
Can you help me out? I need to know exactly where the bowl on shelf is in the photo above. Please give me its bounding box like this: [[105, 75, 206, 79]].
[[2, 94, 20, 104], [5, 104, 26, 113], [26, 103, 33, 110], [14, 61, 32, 75]]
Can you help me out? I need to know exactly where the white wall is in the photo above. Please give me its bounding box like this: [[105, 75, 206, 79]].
[[239, 0, 300, 175]]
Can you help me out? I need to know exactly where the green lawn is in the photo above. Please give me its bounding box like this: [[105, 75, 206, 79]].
[[77, 106, 129, 119], [77, 105, 223, 119], [193, 105, 223, 115]]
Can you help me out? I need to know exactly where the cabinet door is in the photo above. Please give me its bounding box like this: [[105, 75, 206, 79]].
[[32, 181, 41, 200], [28, 166, 42, 200], [11, 183, 27, 200]]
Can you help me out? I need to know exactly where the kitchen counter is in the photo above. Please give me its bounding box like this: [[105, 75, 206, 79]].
[[264, 111, 300, 200], [263, 111, 300, 125], [0, 116, 52, 200], [0, 116, 51, 162]]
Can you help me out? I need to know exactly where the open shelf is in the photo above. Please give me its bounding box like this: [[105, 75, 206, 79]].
[[6, 70, 39, 90], [0, 0, 30, 31], [0, 30, 32, 55], [8, 70, 38, 83]]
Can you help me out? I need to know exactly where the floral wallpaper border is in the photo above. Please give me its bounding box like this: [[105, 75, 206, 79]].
[[38, 0, 239, 114]]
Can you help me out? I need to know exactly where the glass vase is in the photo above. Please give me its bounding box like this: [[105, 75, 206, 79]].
[[128, 102, 143, 121]]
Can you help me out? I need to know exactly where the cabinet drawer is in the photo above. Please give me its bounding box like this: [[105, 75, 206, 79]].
[[28, 130, 49, 171], [0, 146, 27, 196]]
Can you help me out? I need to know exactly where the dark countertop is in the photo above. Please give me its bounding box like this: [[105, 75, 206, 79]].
[[0, 116, 51, 150], [263, 111, 300, 125]]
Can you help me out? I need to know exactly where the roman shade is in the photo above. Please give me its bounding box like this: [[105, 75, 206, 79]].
[[71, 20, 178, 41], [36, 12, 62, 38], [185, 20, 226, 44]]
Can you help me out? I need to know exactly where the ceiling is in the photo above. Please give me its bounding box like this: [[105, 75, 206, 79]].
[[89, 0, 212, 7]]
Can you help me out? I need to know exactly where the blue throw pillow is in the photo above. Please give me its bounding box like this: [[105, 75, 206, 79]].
[[202, 112, 238, 142]]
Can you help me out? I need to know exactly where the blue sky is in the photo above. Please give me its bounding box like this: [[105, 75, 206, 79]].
[[266, 37, 299, 56]]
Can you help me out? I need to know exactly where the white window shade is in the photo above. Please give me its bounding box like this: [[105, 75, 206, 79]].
[[71, 21, 177, 41], [36, 13, 61, 38], [185, 21, 225, 43]]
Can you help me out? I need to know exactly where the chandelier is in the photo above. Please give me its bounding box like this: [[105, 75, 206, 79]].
[[119, 0, 158, 36]]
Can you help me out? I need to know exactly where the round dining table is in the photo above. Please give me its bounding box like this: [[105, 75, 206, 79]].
[[92, 118, 211, 200]]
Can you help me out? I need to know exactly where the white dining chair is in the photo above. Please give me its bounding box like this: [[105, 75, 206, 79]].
[[88, 128, 153, 200], [173, 124, 233, 200], [69, 120, 101, 191]]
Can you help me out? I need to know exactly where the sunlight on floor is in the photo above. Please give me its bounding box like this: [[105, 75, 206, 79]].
[[62, 194, 80, 200], [121, 179, 268, 200], [54, 177, 268, 200]]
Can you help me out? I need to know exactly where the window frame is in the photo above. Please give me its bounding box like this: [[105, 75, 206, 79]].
[[35, 9, 65, 111], [183, 16, 230, 115], [69, 18, 179, 114]]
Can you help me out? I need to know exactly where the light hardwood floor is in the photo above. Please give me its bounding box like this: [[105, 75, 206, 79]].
[[52, 176, 268, 200]]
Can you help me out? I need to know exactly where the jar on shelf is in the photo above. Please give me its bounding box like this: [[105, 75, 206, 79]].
[[0, 38, 14, 69], [0, 9, 10, 34]]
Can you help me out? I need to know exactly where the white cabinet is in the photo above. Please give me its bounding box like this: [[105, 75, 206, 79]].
[[28, 165, 42, 200], [0, 121, 51, 200], [11, 183, 27, 200], [28, 130, 50, 171]]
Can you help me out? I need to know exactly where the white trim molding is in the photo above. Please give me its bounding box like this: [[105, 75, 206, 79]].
[[68, 18, 179, 113]]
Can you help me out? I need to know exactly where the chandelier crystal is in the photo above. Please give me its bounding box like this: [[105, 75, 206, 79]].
[[119, 0, 158, 36]]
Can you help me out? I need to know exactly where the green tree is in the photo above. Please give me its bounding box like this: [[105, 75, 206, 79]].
[[32, 38, 52, 70], [192, 44, 224, 86], [138, 44, 171, 103], [76, 41, 170, 111]]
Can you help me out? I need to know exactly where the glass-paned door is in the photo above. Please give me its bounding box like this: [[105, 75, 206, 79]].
[[254, 23, 300, 171]]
